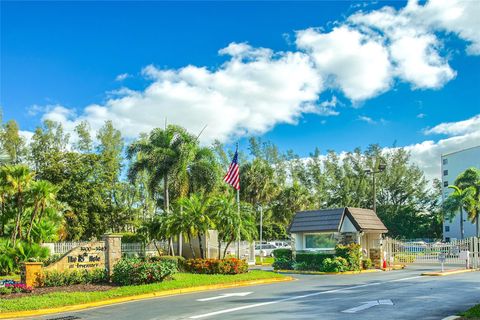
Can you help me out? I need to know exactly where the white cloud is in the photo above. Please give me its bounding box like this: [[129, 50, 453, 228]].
[[296, 26, 392, 100], [115, 73, 130, 81], [424, 114, 480, 136], [417, 113, 426, 119], [358, 115, 376, 124], [33, 0, 478, 145]]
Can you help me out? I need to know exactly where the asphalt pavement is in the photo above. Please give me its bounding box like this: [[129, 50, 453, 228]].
[[31, 265, 480, 320]]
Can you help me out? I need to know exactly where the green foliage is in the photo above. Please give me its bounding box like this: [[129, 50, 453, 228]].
[[321, 257, 350, 272], [183, 258, 248, 274], [272, 258, 293, 270], [294, 252, 334, 271], [335, 243, 362, 271], [362, 258, 373, 269], [120, 233, 147, 243], [0, 240, 50, 275], [112, 258, 177, 286], [0, 286, 13, 295], [148, 255, 186, 271], [36, 269, 107, 287], [272, 248, 292, 260], [40, 253, 63, 267]]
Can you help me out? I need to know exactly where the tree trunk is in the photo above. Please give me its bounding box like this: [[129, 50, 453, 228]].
[[218, 239, 222, 259], [223, 239, 233, 258], [12, 192, 23, 245], [164, 176, 169, 213], [198, 234, 205, 259], [460, 209, 464, 240], [169, 237, 175, 256], [187, 234, 196, 259], [26, 202, 40, 242], [476, 216, 479, 237]]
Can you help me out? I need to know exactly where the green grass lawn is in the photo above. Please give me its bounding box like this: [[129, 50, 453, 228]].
[[255, 256, 274, 265], [0, 271, 286, 313], [460, 304, 480, 319]]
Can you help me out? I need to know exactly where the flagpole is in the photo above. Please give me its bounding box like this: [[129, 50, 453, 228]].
[[236, 188, 241, 259]]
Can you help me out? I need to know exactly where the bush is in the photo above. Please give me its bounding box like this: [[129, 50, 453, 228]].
[[119, 233, 147, 243], [321, 257, 349, 272], [272, 258, 293, 270], [36, 268, 108, 287], [335, 243, 362, 271], [272, 248, 292, 260], [148, 256, 186, 271], [5, 283, 33, 293], [362, 258, 373, 270], [112, 258, 177, 286], [0, 240, 50, 275], [41, 253, 63, 267], [183, 258, 248, 275], [295, 252, 334, 271], [0, 286, 13, 295]]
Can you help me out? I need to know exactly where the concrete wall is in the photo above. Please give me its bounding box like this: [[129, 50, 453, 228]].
[[442, 146, 480, 240]]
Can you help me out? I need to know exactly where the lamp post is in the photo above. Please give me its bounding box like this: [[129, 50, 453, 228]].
[[364, 163, 386, 212]]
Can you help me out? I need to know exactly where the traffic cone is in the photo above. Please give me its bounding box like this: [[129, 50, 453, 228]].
[[382, 259, 387, 270]]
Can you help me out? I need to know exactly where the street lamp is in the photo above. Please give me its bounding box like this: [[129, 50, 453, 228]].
[[364, 163, 386, 212]]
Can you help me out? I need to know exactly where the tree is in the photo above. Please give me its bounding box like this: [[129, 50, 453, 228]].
[[454, 168, 480, 236], [3, 165, 35, 244], [26, 180, 59, 241], [443, 185, 475, 239], [0, 120, 27, 164]]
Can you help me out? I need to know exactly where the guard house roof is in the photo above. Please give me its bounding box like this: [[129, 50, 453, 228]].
[[288, 207, 388, 233]]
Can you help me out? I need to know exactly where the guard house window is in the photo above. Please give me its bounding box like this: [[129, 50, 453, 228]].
[[444, 181, 449, 187], [443, 158, 448, 165], [304, 233, 338, 251], [445, 226, 450, 232], [445, 237, 450, 242], [443, 170, 448, 176]]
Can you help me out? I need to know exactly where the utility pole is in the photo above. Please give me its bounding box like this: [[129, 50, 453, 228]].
[[365, 162, 386, 212]]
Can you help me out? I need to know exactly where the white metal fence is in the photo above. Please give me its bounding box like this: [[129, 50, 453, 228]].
[[384, 237, 480, 268]]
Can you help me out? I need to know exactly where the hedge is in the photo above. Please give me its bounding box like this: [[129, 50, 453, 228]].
[[295, 252, 334, 271], [36, 268, 107, 287], [272, 248, 292, 260], [183, 258, 248, 275], [112, 258, 177, 286]]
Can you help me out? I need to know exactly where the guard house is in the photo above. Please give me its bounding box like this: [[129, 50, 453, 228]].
[[288, 207, 388, 257]]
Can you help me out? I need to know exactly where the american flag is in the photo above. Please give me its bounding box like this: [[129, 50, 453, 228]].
[[224, 149, 240, 190]]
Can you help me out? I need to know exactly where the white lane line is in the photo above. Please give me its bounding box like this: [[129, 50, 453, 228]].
[[189, 275, 424, 319], [197, 292, 253, 302]]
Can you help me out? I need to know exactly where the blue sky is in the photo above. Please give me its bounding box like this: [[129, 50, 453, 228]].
[[1, 1, 479, 180]]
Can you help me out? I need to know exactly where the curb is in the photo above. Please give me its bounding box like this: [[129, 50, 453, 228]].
[[274, 269, 380, 275], [0, 276, 294, 319], [421, 269, 478, 276]]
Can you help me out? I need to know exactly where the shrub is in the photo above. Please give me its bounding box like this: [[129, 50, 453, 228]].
[[272, 258, 293, 270], [149, 256, 186, 271], [119, 233, 147, 243], [295, 252, 334, 271], [272, 248, 292, 260], [0, 240, 50, 275], [36, 268, 108, 287], [41, 253, 63, 267], [0, 286, 12, 295], [4, 283, 33, 293], [112, 258, 177, 286], [321, 257, 349, 272], [183, 258, 248, 275], [362, 258, 373, 270], [335, 243, 362, 271], [292, 261, 310, 271]]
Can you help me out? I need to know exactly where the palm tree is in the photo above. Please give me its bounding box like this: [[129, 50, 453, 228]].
[[26, 180, 59, 242], [3, 165, 35, 244], [443, 185, 475, 239], [211, 195, 257, 258], [171, 199, 198, 258], [178, 193, 214, 259], [454, 168, 480, 236], [128, 125, 218, 255]]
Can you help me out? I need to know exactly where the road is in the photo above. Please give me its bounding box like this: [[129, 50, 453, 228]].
[[33, 266, 480, 320]]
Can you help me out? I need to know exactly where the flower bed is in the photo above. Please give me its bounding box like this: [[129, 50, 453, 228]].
[[183, 258, 248, 275], [0, 280, 33, 295]]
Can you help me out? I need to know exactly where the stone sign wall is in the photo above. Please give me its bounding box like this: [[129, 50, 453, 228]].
[[44, 241, 106, 272]]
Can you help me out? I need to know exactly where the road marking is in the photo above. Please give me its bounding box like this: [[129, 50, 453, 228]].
[[341, 299, 393, 313], [197, 292, 253, 302], [189, 275, 423, 319]]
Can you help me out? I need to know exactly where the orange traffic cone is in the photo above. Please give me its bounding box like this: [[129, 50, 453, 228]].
[[382, 259, 387, 269]]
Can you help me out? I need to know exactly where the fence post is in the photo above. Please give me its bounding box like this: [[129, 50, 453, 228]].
[[103, 234, 123, 279]]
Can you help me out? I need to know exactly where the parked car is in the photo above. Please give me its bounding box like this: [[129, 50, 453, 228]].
[[268, 241, 291, 249], [254, 243, 278, 256], [403, 241, 427, 252]]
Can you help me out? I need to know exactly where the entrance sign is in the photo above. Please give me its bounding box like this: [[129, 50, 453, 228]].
[[44, 241, 106, 272]]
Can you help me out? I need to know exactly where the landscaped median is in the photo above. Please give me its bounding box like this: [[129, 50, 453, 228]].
[[274, 269, 380, 275], [0, 271, 291, 318]]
